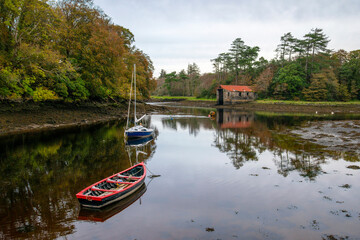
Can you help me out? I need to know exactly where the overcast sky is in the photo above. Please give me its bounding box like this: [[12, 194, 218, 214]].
[[93, 0, 360, 77]]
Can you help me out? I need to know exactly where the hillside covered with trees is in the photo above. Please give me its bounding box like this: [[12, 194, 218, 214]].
[[154, 28, 360, 102], [0, 0, 155, 102]]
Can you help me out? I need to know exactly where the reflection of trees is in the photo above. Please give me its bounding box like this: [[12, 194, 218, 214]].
[[0, 121, 157, 239], [271, 135, 326, 179], [292, 155, 325, 179], [213, 129, 258, 169], [213, 111, 353, 179], [161, 116, 214, 137], [272, 149, 324, 179]]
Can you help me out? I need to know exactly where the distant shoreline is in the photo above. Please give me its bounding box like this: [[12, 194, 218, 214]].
[[150, 98, 360, 114], [1, 99, 359, 138]]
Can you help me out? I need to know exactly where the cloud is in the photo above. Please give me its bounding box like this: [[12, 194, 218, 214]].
[[94, 0, 360, 77]]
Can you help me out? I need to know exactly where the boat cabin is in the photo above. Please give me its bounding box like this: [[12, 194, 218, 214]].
[[217, 85, 256, 105]]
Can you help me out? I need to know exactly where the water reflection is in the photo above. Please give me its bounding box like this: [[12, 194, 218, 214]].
[[1, 109, 360, 239], [0, 120, 157, 239], [215, 111, 359, 178], [161, 115, 214, 137], [126, 135, 156, 166], [217, 109, 254, 129], [159, 109, 360, 179], [78, 183, 147, 222]]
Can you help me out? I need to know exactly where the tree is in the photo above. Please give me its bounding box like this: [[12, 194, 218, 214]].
[[0, 0, 154, 102], [0, 0, 58, 55], [302, 73, 329, 101], [275, 32, 296, 65], [271, 62, 306, 100], [229, 38, 246, 84], [339, 50, 360, 99], [178, 69, 188, 96], [164, 71, 177, 95], [228, 38, 260, 84], [187, 63, 200, 96], [253, 65, 275, 97], [302, 68, 341, 101], [303, 28, 330, 79], [159, 69, 166, 78]]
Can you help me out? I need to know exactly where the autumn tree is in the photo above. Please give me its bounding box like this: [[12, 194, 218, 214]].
[[253, 65, 276, 98], [0, 0, 154, 101]]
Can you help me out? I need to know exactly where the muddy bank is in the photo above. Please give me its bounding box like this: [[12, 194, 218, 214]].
[[222, 102, 360, 114], [2, 99, 360, 138], [151, 99, 360, 114], [289, 120, 360, 155], [0, 101, 166, 137]]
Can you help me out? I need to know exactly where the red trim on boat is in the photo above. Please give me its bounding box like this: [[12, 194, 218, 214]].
[[76, 162, 146, 202]]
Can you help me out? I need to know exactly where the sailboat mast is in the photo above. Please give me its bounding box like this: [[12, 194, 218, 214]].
[[134, 64, 137, 125], [126, 70, 133, 129]]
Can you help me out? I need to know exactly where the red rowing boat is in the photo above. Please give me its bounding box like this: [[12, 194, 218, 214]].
[[76, 162, 146, 208]]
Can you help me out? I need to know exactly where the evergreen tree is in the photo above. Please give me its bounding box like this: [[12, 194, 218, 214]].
[[339, 50, 360, 99], [187, 63, 200, 96], [271, 62, 306, 100], [275, 32, 296, 65], [303, 28, 330, 79], [164, 71, 177, 95], [178, 69, 188, 96], [159, 69, 167, 78], [229, 38, 246, 84]]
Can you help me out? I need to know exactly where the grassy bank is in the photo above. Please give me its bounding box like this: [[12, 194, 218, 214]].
[[151, 96, 216, 101], [151, 97, 360, 106], [256, 99, 360, 106]]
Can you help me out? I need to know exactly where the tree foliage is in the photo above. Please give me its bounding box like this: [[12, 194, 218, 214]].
[[0, 0, 155, 102], [271, 62, 306, 100], [154, 28, 358, 102]]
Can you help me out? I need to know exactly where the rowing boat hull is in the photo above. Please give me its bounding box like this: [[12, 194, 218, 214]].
[[78, 183, 147, 222], [76, 163, 146, 208], [77, 180, 145, 208]]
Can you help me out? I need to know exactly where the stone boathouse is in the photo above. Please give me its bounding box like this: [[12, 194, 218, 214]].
[[217, 85, 256, 105]]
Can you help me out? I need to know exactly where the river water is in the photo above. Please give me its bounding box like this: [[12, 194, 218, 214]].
[[0, 108, 360, 240]]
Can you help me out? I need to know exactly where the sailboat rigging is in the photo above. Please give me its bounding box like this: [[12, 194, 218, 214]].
[[125, 64, 154, 139]]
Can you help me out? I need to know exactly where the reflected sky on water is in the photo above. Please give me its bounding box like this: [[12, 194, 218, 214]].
[[0, 109, 360, 239]]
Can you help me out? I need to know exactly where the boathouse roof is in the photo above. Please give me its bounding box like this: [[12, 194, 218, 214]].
[[219, 85, 253, 92]]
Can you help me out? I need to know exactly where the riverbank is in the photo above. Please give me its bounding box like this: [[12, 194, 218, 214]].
[[0, 101, 166, 137], [1, 99, 360, 138], [151, 98, 360, 114]]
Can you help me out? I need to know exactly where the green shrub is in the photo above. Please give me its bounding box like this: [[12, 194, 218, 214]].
[[21, 76, 35, 97], [54, 76, 89, 101], [0, 67, 20, 97], [33, 87, 58, 102]]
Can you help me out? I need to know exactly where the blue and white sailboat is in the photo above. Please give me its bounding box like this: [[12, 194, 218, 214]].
[[125, 64, 154, 139]]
